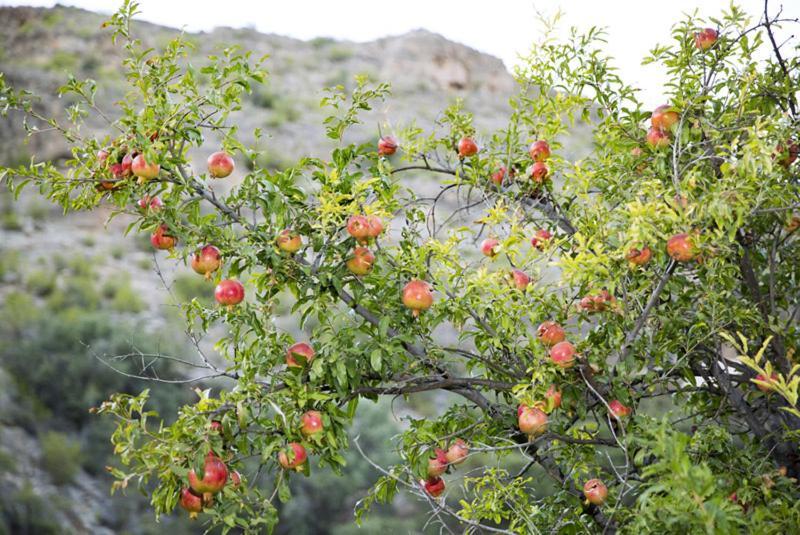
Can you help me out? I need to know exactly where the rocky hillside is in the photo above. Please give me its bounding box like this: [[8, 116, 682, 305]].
[[0, 5, 520, 534]]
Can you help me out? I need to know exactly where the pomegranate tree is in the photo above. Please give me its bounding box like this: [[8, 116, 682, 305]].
[[5, 3, 800, 533]]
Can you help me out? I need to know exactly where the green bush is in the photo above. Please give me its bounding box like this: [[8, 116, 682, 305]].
[[0, 482, 61, 535], [0, 249, 20, 281], [40, 431, 82, 485], [103, 274, 145, 313], [25, 269, 57, 297], [327, 46, 353, 63]]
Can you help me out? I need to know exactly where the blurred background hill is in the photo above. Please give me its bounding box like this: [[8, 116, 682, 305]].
[[0, 4, 532, 533]]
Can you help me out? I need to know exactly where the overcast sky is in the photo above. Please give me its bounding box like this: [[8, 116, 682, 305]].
[[2, 1, 797, 106]]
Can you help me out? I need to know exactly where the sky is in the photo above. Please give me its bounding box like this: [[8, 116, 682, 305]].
[[1, 0, 798, 107]]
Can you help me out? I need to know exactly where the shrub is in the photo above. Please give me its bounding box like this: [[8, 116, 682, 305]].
[[40, 431, 82, 485]]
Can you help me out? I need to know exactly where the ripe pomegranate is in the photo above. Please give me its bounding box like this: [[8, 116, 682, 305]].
[[188, 452, 229, 495], [530, 161, 549, 183], [578, 290, 616, 313], [276, 229, 303, 253], [480, 238, 500, 258], [377, 136, 398, 156], [529, 140, 551, 162], [346, 215, 370, 243], [346, 247, 375, 276], [286, 342, 315, 368], [179, 487, 204, 519], [427, 448, 449, 477], [214, 279, 245, 307], [626, 246, 652, 266], [608, 400, 631, 419], [366, 215, 384, 239], [402, 279, 434, 317], [775, 141, 798, 168], [537, 321, 566, 346], [550, 341, 576, 368], [300, 410, 324, 436], [207, 151, 235, 178], [137, 195, 163, 213], [150, 224, 177, 250], [531, 229, 553, 250], [666, 233, 696, 262], [646, 127, 670, 149], [491, 166, 506, 185], [583, 479, 608, 506], [518, 404, 548, 436], [754, 372, 779, 393], [445, 439, 469, 466], [278, 442, 308, 470], [423, 476, 445, 497], [544, 385, 562, 411], [651, 105, 679, 131], [457, 137, 479, 158], [96, 149, 109, 166], [120, 152, 134, 176], [191, 245, 222, 280], [694, 27, 719, 50], [507, 269, 531, 290], [131, 154, 160, 182]]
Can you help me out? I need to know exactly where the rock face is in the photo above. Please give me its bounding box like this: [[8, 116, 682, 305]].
[[368, 29, 515, 95], [0, 5, 518, 533]]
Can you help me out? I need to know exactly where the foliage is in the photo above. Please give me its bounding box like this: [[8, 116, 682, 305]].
[[1, 0, 799, 533], [39, 431, 82, 485]]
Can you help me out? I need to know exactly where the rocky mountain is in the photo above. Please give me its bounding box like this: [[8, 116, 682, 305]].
[[0, 5, 519, 534]]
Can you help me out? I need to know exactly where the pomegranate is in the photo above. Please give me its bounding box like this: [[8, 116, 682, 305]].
[[549, 341, 576, 368], [179, 487, 204, 519], [137, 195, 163, 213], [214, 279, 245, 307], [427, 448, 449, 477], [366, 215, 384, 239], [346, 247, 375, 276], [529, 140, 551, 162], [537, 321, 566, 346], [276, 229, 303, 253], [346, 215, 370, 243], [286, 342, 315, 368], [608, 400, 631, 419], [666, 233, 696, 262], [378, 136, 398, 156], [480, 238, 500, 258], [518, 404, 548, 436], [626, 246, 652, 266], [530, 161, 549, 183], [531, 229, 552, 250], [278, 442, 308, 470], [583, 479, 608, 505], [191, 245, 222, 280], [207, 151, 235, 178], [445, 439, 469, 466], [402, 279, 434, 317], [131, 154, 160, 182], [423, 476, 445, 497], [150, 224, 177, 250], [300, 410, 324, 436], [188, 452, 229, 495], [457, 137, 479, 158], [507, 269, 531, 290]]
